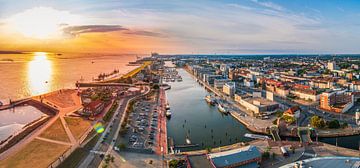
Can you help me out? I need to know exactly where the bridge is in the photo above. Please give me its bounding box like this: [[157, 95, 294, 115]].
[[298, 127, 313, 143], [270, 125, 281, 141]]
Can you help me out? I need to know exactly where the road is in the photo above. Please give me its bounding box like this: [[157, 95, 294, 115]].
[[79, 86, 150, 168], [78, 98, 126, 168]]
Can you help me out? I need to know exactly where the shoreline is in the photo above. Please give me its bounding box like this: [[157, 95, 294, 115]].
[[0, 61, 150, 162]]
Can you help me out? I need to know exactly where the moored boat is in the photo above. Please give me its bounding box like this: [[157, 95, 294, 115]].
[[166, 110, 172, 117], [205, 95, 216, 105], [217, 103, 228, 114]]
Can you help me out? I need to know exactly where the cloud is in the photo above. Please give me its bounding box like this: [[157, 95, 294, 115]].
[[250, 0, 284, 11], [62, 24, 166, 38], [124, 30, 166, 37], [62, 25, 128, 37]]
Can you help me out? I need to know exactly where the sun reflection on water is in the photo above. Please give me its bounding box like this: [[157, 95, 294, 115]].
[[27, 52, 52, 95]]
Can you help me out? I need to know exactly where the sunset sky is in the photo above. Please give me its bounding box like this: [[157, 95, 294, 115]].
[[1, 0, 360, 54]]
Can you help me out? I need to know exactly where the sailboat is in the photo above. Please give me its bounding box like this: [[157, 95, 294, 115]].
[[185, 133, 191, 145]]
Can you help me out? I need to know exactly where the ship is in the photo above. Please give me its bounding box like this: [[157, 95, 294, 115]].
[[165, 103, 170, 110], [244, 133, 271, 140], [205, 95, 216, 105], [217, 103, 228, 114], [166, 110, 172, 118], [164, 85, 171, 90]]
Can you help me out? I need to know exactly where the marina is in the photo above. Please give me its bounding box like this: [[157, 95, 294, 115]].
[[166, 68, 251, 151]]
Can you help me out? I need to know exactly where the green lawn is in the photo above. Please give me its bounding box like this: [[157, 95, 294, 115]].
[[0, 139, 69, 168], [39, 118, 70, 142]]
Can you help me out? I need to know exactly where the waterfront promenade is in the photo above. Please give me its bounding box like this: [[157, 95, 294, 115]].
[[0, 89, 85, 167], [157, 87, 168, 155]]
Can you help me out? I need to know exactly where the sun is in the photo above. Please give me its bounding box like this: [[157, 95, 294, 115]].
[[7, 7, 81, 39]]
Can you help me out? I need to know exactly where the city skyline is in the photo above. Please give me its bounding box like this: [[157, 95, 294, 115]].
[[1, 0, 360, 54]]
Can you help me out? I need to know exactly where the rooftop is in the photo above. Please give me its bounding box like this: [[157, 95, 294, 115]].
[[208, 145, 261, 168], [244, 97, 278, 107], [280, 156, 360, 168]]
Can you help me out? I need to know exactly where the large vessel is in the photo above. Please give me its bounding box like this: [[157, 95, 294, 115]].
[[217, 103, 228, 114], [205, 95, 216, 105]]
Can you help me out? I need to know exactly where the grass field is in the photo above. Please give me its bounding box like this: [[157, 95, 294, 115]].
[[39, 118, 70, 142], [64, 117, 92, 140], [0, 139, 69, 168]]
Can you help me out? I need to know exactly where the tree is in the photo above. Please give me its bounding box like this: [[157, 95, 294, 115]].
[[118, 143, 126, 150], [262, 151, 270, 159], [169, 159, 180, 168], [271, 152, 276, 159], [275, 111, 284, 118], [327, 119, 340, 129], [152, 84, 160, 90], [282, 115, 296, 124], [206, 146, 212, 153], [341, 122, 348, 128], [310, 116, 326, 128]]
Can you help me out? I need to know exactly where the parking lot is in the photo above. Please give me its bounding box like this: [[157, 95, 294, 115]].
[[118, 98, 160, 152]]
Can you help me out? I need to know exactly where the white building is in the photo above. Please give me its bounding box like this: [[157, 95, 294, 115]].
[[223, 82, 236, 97], [327, 61, 338, 71], [244, 79, 254, 87]]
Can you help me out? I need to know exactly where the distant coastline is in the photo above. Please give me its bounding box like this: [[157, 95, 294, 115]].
[[0, 51, 24, 54]]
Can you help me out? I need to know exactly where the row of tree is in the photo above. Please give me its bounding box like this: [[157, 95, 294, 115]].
[[310, 116, 348, 129]]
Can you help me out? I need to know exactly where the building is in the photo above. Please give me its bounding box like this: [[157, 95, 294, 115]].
[[244, 79, 254, 87], [275, 86, 290, 97], [350, 81, 360, 91], [310, 78, 335, 89], [320, 90, 354, 113], [236, 94, 279, 115], [280, 156, 360, 168], [290, 88, 320, 102], [204, 74, 223, 85], [214, 79, 231, 88], [223, 82, 236, 97], [208, 145, 261, 168], [327, 61, 338, 71], [82, 100, 105, 116], [284, 106, 301, 118]]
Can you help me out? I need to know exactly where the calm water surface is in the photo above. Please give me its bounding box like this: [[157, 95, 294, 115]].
[[0, 52, 137, 101], [166, 69, 251, 151], [0, 52, 137, 141], [0, 105, 45, 141]]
